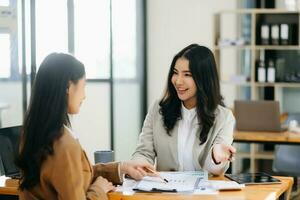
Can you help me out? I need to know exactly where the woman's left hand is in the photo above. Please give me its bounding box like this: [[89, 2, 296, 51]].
[[120, 160, 156, 180], [212, 143, 236, 164]]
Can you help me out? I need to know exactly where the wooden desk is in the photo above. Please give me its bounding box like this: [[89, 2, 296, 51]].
[[1, 176, 293, 200], [233, 131, 300, 173], [234, 130, 300, 144], [0, 176, 19, 196]]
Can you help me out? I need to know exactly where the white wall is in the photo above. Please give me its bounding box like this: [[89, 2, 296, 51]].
[[147, 0, 237, 105]]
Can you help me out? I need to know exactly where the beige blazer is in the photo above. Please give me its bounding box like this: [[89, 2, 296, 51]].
[[19, 128, 121, 200], [132, 101, 235, 175]]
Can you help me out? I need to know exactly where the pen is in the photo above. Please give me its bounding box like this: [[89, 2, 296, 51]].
[[146, 167, 169, 183]]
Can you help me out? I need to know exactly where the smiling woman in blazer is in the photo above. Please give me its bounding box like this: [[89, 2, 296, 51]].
[[132, 44, 236, 175], [16, 53, 154, 200]]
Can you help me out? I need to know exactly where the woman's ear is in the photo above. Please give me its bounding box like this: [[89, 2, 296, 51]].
[[66, 81, 72, 94]]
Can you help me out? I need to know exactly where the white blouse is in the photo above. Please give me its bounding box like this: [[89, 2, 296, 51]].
[[177, 104, 198, 171]]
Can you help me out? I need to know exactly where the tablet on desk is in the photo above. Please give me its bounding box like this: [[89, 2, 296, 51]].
[[225, 173, 281, 185]]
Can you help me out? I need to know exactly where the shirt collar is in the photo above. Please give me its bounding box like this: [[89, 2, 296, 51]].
[[181, 103, 197, 121]]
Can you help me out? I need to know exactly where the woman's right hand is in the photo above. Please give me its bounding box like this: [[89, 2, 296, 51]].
[[94, 176, 116, 193]]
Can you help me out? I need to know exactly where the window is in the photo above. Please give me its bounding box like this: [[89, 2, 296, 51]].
[[0, 0, 146, 160], [0, 0, 9, 6], [0, 33, 11, 78], [35, 0, 68, 68], [112, 0, 137, 79], [74, 0, 110, 79]]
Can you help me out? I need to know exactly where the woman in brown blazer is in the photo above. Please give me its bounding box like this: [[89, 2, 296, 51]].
[[16, 53, 154, 200]]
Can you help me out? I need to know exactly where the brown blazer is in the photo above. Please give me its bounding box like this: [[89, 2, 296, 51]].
[[19, 128, 121, 200]]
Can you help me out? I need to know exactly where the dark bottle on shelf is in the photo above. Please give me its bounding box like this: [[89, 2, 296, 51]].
[[290, 23, 298, 45], [275, 58, 285, 82], [261, 24, 270, 45], [271, 24, 280, 45]]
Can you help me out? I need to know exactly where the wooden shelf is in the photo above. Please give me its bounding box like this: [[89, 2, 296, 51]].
[[255, 45, 300, 50], [236, 151, 274, 159], [221, 81, 251, 86], [220, 9, 299, 14], [214, 45, 252, 50], [214, 45, 300, 50], [254, 82, 300, 87], [215, 9, 300, 173], [221, 81, 300, 88]]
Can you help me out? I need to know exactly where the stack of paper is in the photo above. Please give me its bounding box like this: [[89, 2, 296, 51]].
[[133, 171, 208, 192], [203, 180, 245, 191]]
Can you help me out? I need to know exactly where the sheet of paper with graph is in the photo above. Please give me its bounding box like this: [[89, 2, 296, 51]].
[[133, 171, 208, 192]]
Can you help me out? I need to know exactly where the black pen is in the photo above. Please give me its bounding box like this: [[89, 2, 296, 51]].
[[146, 167, 169, 183]]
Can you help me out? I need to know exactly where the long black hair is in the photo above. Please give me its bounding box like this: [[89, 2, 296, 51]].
[[159, 44, 224, 144], [16, 53, 85, 190]]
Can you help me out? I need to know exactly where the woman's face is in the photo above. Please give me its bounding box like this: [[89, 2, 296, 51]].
[[171, 57, 197, 109], [67, 77, 86, 114]]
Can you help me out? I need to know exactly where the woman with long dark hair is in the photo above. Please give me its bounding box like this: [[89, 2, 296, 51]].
[[16, 53, 154, 200], [132, 44, 236, 175]]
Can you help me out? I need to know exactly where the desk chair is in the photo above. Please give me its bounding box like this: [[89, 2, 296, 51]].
[[273, 144, 300, 198], [0, 156, 4, 176], [273, 145, 300, 176]]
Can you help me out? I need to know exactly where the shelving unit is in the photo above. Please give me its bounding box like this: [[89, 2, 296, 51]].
[[213, 9, 300, 174]]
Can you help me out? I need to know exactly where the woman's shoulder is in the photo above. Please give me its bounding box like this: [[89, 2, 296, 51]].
[[215, 105, 235, 122], [53, 128, 81, 154], [147, 99, 161, 113]]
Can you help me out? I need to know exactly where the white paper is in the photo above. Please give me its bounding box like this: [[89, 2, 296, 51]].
[[134, 171, 208, 192], [116, 179, 136, 195], [200, 180, 245, 191]]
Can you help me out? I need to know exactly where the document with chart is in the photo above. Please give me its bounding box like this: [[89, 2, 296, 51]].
[[133, 171, 208, 192]]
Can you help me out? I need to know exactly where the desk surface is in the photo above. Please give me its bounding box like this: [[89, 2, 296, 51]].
[[234, 130, 300, 144], [0, 176, 19, 195], [0, 176, 293, 200], [108, 176, 293, 200]]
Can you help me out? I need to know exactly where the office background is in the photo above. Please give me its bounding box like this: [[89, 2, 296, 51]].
[[1, 0, 300, 165]]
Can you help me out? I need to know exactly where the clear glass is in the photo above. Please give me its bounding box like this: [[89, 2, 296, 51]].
[[0, 33, 10, 78], [22, 0, 31, 75], [0, 0, 23, 128], [113, 82, 141, 160], [0, 0, 9, 6], [112, 0, 137, 79], [74, 0, 110, 79], [35, 0, 68, 68], [112, 0, 143, 160]]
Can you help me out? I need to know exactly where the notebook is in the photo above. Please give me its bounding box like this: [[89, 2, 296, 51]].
[[234, 100, 287, 132]]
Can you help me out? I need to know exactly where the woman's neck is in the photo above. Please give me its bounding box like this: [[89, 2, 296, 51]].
[[183, 99, 196, 110]]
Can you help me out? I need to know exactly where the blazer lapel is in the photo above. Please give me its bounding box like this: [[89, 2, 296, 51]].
[[82, 149, 93, 173], [192, 119, 202, 170], [168, 122, 179, 170]]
